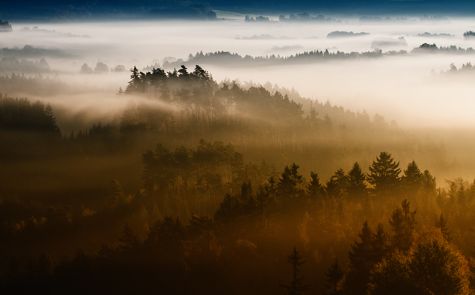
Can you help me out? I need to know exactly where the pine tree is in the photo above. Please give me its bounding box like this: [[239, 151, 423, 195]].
[[344, 222, 375, 295], [402, 161, 423, 190], [278, 163, 304, 198], [347, 162, 367, 198], [326, 168, 348, 198], [368, 152, 401, 195], [126, 66, 141, 93], [325, 260, 344, 295], [307, 171, 325, 199], [283, 247, 305, 295], [373, 224, 389, 260]]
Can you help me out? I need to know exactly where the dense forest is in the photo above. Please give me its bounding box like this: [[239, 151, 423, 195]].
[[161, 44, 475, 68], [1, 65, 475, 294]]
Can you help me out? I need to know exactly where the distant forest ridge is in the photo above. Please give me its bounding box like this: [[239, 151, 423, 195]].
[[160, 44, 475, 68]]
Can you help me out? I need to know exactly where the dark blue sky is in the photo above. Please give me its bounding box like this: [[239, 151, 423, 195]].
[[3, 0, 475, 20]]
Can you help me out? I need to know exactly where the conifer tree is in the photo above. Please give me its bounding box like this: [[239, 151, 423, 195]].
[[368, 152, 401, 195], [347, 162, 367, 197], [344, 222, 376, 295], [325, 260, 343, 295], [307, 171, 325, 199], [402, 161, 423, 189], [283, 247, 305, 295]]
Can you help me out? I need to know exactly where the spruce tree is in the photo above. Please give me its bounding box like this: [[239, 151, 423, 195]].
[[347, 162, 367, 198], [307, 171, 325, 199], [368, 152, 401, 195], [325, 260, 343, 295], [283, 247, 305, 295], [344, 222, 376, 295]]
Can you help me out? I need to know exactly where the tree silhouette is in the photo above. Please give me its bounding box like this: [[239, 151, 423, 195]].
[[325, 259, 343, 295], [326, 168, 348, 198], [278, 163, 304, 199], [368, 152, 401, 195], [402, 161, 423, 188], [389, 200, 416, 253], [307, 171, 325, 199], [344, 221, 388, 295], [347, 162, 367, 198], [344, 222, 375, 295], [283, 247, 305, 295]]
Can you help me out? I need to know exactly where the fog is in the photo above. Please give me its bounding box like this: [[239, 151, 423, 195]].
[[5, 15, 475, 293], [3, 17, 475, 128]]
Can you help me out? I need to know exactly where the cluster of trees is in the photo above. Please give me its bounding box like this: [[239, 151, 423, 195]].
[[327, 31, 369, 38], [2, 65, 474, 293], [463, 31, 475, 39], [0, 74, 69, 96], [125, 65, 304, 123], [1, 148, 473, 294], [0, 96, 59, 136], [412, 43, 475, 54], [448, 62, 475, 74], [163, 50, 394, 68], [80, 62, 126, 74], [163, 44, 475, 70], [0, 57, 50, 73]]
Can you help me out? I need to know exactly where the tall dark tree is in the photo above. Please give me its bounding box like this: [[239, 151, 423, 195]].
[[344, 222, 378, 295], [367, 152, 401, 195], [126, 66, 141, 93], [347, 162, 367, 197], [325, 260, 344, 295], [307, 171, 325, 199], [278, 163, 304, 199], [326, 168, 348, 198], [283, 247, 305, 295], [402, 161, 423, 190]]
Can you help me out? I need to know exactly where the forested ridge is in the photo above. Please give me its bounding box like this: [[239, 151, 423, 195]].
[[0, 66, 473, 294]]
